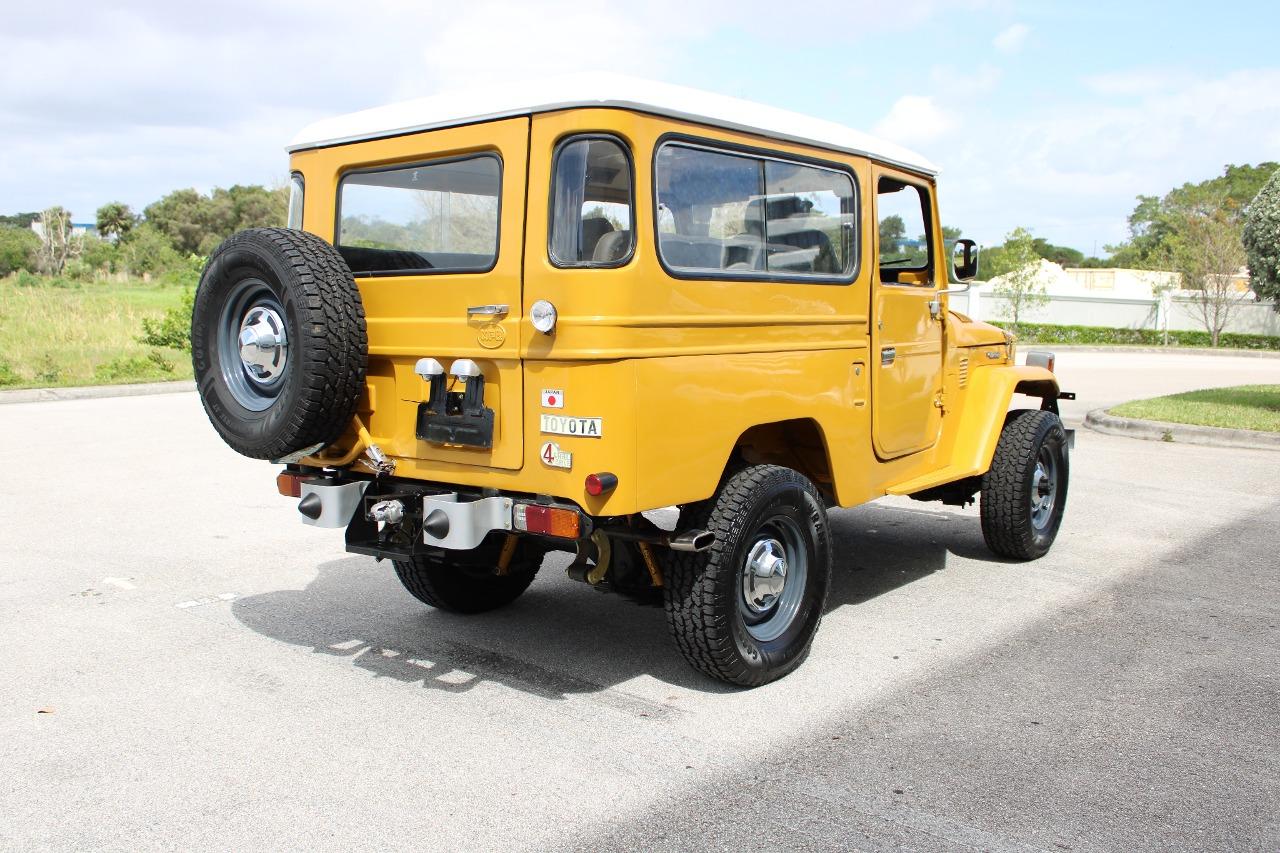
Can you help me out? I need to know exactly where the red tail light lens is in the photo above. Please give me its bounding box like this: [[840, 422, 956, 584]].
[[584, 472, 618, 496]]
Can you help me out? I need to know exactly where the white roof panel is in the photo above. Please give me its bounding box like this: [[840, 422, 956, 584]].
[[287, 73, 938, 175]]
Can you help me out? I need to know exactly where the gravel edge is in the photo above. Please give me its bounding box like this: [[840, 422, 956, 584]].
[[0, 380, 196, 405], [1084, 407, 1280, 451]]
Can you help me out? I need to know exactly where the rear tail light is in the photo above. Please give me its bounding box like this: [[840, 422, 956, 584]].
[[584, 472, 618, 496], [513, 504, 580, 538]]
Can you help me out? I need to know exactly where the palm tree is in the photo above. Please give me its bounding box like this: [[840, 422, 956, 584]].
[[96, 202, 136, 242]]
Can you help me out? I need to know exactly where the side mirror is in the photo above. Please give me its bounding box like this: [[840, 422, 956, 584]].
[[952, 238, 979, 281]]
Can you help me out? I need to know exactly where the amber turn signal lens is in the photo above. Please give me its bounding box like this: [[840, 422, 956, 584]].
[[276, 471, 304, 498], [584, 472, 618, 497], [513, 504, 581, 538]]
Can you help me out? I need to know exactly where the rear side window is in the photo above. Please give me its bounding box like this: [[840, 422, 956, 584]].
[[336, 154, 501, 275], [654, 142, 857, 281], [549, 136, 635, 267]]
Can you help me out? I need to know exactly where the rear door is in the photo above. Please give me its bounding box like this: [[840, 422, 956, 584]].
[[869, 167, 944, 459], [333, 118, 529, 469]]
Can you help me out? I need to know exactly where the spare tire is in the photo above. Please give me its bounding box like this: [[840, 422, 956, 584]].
[[191, 228, 367, 460]]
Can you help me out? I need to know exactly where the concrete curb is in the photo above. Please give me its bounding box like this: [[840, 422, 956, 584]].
[[0, 380, 196, 405], [1084, 407, 1280, 451], [1042, 345, 1280, 358]]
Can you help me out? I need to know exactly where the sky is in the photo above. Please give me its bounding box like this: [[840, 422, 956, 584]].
[[2, 0, 1278, 255]]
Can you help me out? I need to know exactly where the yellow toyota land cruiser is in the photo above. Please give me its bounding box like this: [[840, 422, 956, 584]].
[[192, 75, 1071, 686]]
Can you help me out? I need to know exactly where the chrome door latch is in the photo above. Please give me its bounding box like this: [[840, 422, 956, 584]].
[[467, 304, 509, 317]]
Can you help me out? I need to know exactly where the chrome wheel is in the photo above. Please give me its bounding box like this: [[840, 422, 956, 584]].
[[218, 279, 288, 411], [1030, 446, 1058, 532], [739, 515, 808, 643]]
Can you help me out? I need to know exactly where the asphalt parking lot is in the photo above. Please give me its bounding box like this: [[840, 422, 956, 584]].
[[2, 351, 1278, 851]]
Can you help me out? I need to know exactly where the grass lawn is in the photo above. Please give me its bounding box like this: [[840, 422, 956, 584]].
[[0, 278, 192, 389], [1111, 385, 1280, 433]]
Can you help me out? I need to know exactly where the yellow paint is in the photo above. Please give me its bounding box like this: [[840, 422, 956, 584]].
[[288, 107, 1059, 516]]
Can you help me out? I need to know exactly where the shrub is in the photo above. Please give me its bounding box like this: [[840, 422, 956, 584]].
[[0, 359, 21, 387], [1244, 168, 1280, 309], [93, 351, 176, 383], [0, 226, 40, 275], [138, 288, 195, 351], [990, 321, 1280, 351]]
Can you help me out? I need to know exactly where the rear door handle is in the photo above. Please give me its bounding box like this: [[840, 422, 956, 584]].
[[467, 304, 509, 317], [881, 347, 896, 366]]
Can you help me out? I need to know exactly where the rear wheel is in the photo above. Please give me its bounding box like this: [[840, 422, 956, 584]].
[[980, 410, 1070, 560], [393, 534, 545, 614], [664, 465, 831, 687]]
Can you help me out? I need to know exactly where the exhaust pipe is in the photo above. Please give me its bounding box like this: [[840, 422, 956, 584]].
[[599, 525, 716, 553]]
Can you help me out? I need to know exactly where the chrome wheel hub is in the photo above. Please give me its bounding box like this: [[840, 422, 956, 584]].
[[238, 305, 288, 383], [217, 279, 289, 412], [743, 538, 788, 613], [1030, 453, 1057, 530]]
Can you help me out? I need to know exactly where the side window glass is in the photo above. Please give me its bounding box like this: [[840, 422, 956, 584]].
[[549, 136, 634, 267], [877, 177, 933, 284], [655, 143, 856, 279]]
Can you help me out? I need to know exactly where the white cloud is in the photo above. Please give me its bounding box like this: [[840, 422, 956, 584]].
[[929, 63, 1003, 94], [1082, 68, 1193, 97], [0, 0, 989, 218], [873, 96, 959, 146], [993, 23, 1030, 54], [933, 68, 1280, 251]]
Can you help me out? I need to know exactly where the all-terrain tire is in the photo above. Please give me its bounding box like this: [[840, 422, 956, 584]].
[[191, 228, 367, 460], [664, 465, 832, 687], [980, 409, 1070, 560], [394, 534, 544, 614]]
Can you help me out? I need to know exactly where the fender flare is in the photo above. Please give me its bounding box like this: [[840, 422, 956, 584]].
[[950, 365, 1060, 479]]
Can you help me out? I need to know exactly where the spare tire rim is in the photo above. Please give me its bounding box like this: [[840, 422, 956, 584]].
[[219, 278, 288, 411], [1030, 447, 1058, 531], [740, 515, 808, 643]]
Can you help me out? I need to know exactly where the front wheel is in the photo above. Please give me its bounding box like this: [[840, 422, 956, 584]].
[[980, 410, 1070, 560], [664, 465, 832, 687]]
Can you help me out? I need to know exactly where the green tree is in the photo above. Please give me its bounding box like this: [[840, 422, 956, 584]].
[[118, 223, 182, 275], [95, 202, 136, 241], [1107, 162, 1278, 268], [143, 184, 287, 255], [1167, 204, 1249, 347], [991, 227, 1049, 334], [0, 212, 40, 229], [878, 214, 906, 254], [1243, 167, 1280, 310], [0, 226, 41, 275]]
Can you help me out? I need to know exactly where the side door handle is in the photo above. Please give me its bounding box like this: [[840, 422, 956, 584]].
[[881, 347, 896, 366], [467, 304, 509, 317]]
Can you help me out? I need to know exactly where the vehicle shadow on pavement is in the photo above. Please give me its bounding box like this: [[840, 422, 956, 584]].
[[230, 502, 1001, 700]]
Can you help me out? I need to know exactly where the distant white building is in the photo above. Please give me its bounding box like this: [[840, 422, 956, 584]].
[[29, 220, 98, 240], [984, 260, 1250, 299]]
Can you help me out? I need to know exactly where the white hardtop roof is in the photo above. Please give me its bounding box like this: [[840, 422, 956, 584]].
[[287, 73, 938, 175]]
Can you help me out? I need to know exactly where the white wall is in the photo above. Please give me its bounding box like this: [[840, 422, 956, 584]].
[[950, 287, 1280, 337]]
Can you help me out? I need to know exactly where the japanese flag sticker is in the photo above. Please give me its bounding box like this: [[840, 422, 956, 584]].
[[539, 441, 572, 469], [541, 389, 564, 408]]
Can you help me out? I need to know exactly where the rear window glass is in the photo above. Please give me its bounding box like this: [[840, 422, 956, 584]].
[[549, 136, 634, 267], [654, 143, 856, 280], [336, 154, 501, 275]]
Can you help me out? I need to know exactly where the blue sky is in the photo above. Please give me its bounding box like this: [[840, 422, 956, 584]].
[[2, 0, 1277, 255]]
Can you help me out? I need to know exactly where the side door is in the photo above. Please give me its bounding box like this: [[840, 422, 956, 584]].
[[330, 118, 529, 469], [869, 167, 944, 459]]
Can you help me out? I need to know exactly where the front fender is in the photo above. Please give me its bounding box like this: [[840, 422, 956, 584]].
[[887, 364, 1059, 496], [953, 365, 1060, 476]]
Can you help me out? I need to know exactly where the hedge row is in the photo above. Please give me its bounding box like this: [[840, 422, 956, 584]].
[[988, 322, 1280, 351]]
